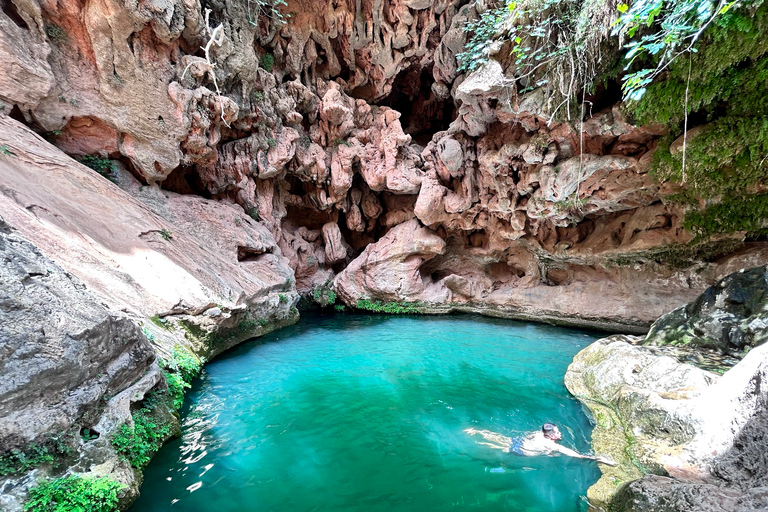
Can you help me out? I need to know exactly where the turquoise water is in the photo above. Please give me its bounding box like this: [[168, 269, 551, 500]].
[[131, 314, 600, 512]]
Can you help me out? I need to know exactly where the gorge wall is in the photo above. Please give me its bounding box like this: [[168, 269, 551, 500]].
[[0, 0, 767, 509], [2, 0, 766, 331]]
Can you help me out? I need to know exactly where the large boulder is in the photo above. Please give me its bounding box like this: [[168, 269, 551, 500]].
[[0, 116, 299, 361], [566, 266, 768, 511], [645, 266, 768, 357], [0, 216, 154, 451]]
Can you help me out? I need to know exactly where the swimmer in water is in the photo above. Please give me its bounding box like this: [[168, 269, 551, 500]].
[[465, 423, 616, 465]]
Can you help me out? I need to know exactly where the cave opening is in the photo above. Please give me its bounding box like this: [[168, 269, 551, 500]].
[[581, 78, 623, 117], [161, 164, 212, 197], [373, 65, 456, 146], [1, 0, 28, 30]]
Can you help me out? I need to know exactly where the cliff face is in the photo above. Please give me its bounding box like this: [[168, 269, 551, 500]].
[[2, 0, 766, 333], [0, 0, 766, 508]]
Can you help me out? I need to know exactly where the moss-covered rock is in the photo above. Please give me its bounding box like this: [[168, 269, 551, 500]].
[[564, 335, 717, 508], [644, 265, 768, 357]]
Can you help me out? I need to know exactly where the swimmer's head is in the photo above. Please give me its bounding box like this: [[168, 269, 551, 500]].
[[542, 423, 562, 441]]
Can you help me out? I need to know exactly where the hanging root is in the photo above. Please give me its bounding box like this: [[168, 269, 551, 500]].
[[181, 9, 231, 128]]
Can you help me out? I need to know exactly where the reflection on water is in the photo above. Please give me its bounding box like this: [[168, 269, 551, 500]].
[[132, 314, 600, 512]]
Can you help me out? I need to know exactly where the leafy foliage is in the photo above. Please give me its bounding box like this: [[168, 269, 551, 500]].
[[612, 0, 761, 99], [78, 156, 116, 183], [0, 435, 72, 477], [457, 0, 621, 120], [24, 475, 124, 512], [312, 282, 337, 308], [45, 24, 67, 44], [260, 53, 275, 72], [159, 346, 202, 410], [355, 300, 424, 315], [110, 401, 172, 469], [626, 2, 768, 235], [456, 6, 508, 73], [245, 0, 288, 27]]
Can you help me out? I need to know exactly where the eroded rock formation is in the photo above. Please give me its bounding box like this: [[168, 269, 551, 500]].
[[1, 0, 766, 329]]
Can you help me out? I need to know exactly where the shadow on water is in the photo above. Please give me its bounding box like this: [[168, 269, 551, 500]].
[[132, 314, 601, 512]]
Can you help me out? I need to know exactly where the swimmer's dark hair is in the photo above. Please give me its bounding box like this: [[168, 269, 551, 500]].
[[542, 423, 557, 434]]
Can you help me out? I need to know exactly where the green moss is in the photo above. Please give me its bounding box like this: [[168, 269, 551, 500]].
[[606, 238, 745, 270], [149, 315, 173, 331], [624, 3, 768, 237], [177, 319, 210, 345], [355, 299, 424, 315], [206, 318, 268, 350], [24, 474, 124, 512], [684, 195, 768, 239]]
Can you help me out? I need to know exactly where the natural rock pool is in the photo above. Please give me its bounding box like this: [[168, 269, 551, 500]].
[[131, 314, 600, 512]]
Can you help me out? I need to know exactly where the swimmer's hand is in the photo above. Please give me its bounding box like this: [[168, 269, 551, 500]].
[[593, 455, 617, 466]]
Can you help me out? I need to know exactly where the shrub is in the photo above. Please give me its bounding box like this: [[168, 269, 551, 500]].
[[312, 282, 337, 307], [78, 156, 115, 183], [111, 406, 172, 469], [0, 435, 72, 477], [45, 24, 67, 44], [24, 475, 124, 512], [355, 299, 424, 315], [159, 346, 202, 410], [260, 53, 275, 72]]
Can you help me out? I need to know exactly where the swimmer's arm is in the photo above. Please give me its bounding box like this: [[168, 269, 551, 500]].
[[554, 445, 617, 465], [552, 444, 591, 459]]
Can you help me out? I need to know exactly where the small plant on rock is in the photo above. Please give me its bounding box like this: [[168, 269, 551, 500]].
[[45, 24, 67, 44], [24, 474, 124, 512], [78, 155, 116, 182], [111, 398, 173, 469], [260, 53, 275, 72]]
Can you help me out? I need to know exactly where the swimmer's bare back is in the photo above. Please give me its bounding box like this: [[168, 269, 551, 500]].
[[464, 428, 617, 466]]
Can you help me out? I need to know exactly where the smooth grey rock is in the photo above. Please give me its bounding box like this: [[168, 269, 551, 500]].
[[567, 266, 768, 511], [0, 216, 155, 450], [438, 137, 464, 173], [613, 475, 768, 512]]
